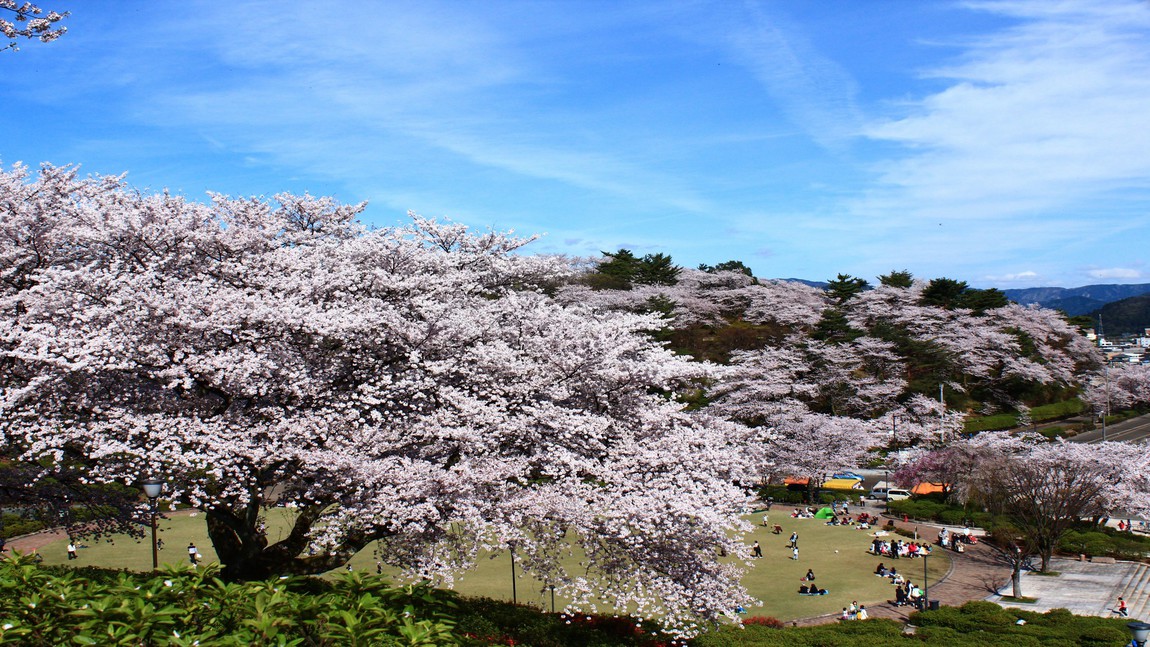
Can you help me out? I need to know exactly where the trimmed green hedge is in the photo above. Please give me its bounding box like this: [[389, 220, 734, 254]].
[[964, 399, 1088, 433], [0, 514, 46, 539], [691, 601, 1135, 645], [885, 499, 1003, 529], [1058, 528, 1150, 561], [757, 485, 862, 507]]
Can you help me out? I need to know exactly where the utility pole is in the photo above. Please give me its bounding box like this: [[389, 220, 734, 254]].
[[1103, 361, 1110, 442]]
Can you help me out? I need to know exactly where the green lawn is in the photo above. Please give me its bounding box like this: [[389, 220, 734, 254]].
[[34, 507, 948, 622]]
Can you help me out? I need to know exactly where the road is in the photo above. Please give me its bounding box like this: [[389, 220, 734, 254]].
[[1068, 412, 1150, 444]]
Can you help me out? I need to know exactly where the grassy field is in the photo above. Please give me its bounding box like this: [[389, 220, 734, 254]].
[[33, 506, 949, 622]]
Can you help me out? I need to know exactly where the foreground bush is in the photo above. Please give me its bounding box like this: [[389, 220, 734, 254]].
[[0, 557, 671, 646], [0, 555, 458, 646], [689, 602, 1135, 646]]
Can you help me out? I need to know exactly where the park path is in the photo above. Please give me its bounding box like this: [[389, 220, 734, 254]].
[[5, 528, 69, 554], [4, 508, 204, 556]]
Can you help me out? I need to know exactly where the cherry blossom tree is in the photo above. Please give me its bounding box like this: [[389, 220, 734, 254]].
[[1083, 362, 1150, 412], [0, 163, 755, 634], [0, 1, 67, 52], [901, 432, 1149, 573]]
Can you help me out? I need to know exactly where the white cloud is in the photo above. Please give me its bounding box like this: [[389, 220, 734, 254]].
[[985, 270, 1040, 282], [1087, 267, 1142, 279], [857, 0, 1150, 225]]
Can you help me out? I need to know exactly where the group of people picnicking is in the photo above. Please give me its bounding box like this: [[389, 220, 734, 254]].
[[797, 568, 829, 595], [840, 601, 868, 620], [824, 511, 874, 529], [869, 536, 933, 559], [937, 526, 977, 553], [873, 563, 927, 608]]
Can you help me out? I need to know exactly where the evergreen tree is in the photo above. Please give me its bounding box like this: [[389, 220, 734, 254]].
[[878, 269, 914, 288], [699, 260, 754, 277], [634, 252, 681, 286], [920, 277, 969, 309], [825, 273, 869, 304]]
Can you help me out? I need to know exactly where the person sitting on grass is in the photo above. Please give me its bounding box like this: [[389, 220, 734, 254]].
[[874, 563, 887, 576], [799, 584, 811, 594], [815, 587, 828, 595], [804, 568, 815, 581]]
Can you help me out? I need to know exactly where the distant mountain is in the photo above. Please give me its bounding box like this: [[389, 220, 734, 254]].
[[1089, 295, 1150, 336], [1040, 296, 1107, 316], [780, 278, 829, 289], [1003, 283, 1150, 313]]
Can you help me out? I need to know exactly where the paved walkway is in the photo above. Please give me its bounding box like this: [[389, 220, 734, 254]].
[[5, 528, 68, 554], [793, 509, 1150, 626], [988, 557, 1150, 620]]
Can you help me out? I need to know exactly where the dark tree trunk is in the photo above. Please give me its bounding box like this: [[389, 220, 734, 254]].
[[204, 504, 379, 581]]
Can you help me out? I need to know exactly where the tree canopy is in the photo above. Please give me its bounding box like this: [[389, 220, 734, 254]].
[[0, 163, 753, 634], [0, 1, 67, 52], [592, 249, 681, 287]]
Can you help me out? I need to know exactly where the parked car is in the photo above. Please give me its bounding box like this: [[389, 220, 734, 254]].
[[831, 471, 864, 481], [868, 481, 911, 501], [885, 489, 912, 501]]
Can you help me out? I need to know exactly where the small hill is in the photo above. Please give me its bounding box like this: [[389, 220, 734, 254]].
[[1089, 294, 1150, 336]]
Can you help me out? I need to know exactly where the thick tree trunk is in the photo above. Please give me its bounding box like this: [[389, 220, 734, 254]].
[[1011, 565, 1022, 598], [204, 504, 379, 581]]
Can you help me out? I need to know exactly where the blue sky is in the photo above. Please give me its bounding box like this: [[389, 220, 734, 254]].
[[3, 0, 1150, 288]]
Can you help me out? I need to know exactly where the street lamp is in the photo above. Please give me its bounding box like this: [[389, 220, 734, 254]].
[[922, 554, 929, 611], [142, 478, 164, 571], [1130, 621, 1150, 647], [509, 541, 518, 605]]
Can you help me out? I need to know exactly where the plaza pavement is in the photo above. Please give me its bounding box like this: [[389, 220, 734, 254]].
[[990, 557, 1150, 621], [798, 507, 1150, 627]]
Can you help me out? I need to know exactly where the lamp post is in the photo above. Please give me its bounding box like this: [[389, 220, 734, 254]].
[[509, 542, 518, 605], [1103, 362, 1110, 442], [922, 554, 929, 611], [1129, 621, 1150, 647], [142, 478, 164, 571]]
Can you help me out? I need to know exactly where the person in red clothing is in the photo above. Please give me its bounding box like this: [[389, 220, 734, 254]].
[[1118, 597, 1128, 617]]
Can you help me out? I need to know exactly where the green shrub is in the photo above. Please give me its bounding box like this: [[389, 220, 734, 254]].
[[1041, 607, 1076, 626], [964, 413, 1018, 432], [0, 514, 46, 539], [1078, 626, 1131, 645], [1030, 399, 1085, 422]]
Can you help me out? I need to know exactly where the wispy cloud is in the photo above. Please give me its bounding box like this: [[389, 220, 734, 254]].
[[984, 270, 1040, 282], [1087, 267, 1142, 279], [857, 0, 1150, 227], [121, 2, 715, 218], [719, 2, 863, 148]]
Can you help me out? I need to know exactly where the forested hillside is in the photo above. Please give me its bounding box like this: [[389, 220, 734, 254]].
[[557, 253, 1103, 481], [1089, 294, 1150, 336]]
